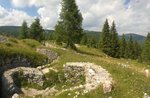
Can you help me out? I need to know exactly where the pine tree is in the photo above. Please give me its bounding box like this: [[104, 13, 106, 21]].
[[133, 41, 142, 59], [120, 34, 126, 58], [141, 33, 150, 64], [54, 22, 66, 45], [110, 21, 120, 58], [125, 35, 134, 59], [29, 18, 44, 41], [100, 19, 111, 55], [19, 21, 28, 39], [55, 0, 83, 50], [80, 33, 88, 45]]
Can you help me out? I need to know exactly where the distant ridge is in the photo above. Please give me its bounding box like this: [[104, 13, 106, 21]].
[[0, 26, 146, 43]]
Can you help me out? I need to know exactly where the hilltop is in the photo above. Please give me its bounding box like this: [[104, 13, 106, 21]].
[[0, 36, 150, 98]]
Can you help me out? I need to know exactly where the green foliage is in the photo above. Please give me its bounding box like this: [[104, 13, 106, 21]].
[[109, 21, 120, 58], [87, 38, 97, 48], [124, 35, 141, 59], [80, 33, 88, 45], [29, 18, 44, 42], [43, 70, 66, 89], [19, 21, 29, 39], [22, 39, 41, 48], [141, 33, 150, 64], [120, 34, 126, 58], [54, 0, 83, 50], [100, 19, 111, 55]]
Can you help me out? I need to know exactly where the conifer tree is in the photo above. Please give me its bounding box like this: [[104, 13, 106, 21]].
[[80, 33, 88, 45], [100, 19, 111, 55], [125, 35, 134, 59], [141, 33, 150, 64], [133, 41, 142, 59], [19, 21, 28, 39], [55, 0, 83, 50], [110, 21, 120, 58], [29, 18, 44, 41], [120, 34, 126, 58]]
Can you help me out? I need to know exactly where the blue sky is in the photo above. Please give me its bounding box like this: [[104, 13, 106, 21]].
[[0, 0, 38, 16], [0, 0, 149, 35]]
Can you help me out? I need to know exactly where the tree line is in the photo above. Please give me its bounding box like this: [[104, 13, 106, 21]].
[[19, 18, 44, 42], [19, 0, 150, 64]]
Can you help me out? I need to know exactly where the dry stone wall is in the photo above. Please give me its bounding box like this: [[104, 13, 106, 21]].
[[2, 67, 44, 98]]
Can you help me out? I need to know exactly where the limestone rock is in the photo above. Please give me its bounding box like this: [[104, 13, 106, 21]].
[[12, 93, 19, 98], [144, 93, 150, 98], [63, 62, 113, 93], [103, 81, 113, 93], [37, 48, 58, 62], [2, 67, 44, 98]]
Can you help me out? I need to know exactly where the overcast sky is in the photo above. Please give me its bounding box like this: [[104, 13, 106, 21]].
[[0, 0, 149, 36]]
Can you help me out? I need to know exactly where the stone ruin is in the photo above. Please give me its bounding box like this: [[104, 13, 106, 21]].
[[64, 62, 113, 93], [2, 67, 44, 98], [37, 48, 58, 62]]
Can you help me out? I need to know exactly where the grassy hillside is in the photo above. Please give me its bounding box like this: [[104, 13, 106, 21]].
[[29, 41, 150, 98], [0, 37, 48, 67], [0, 26, 54, 38], [0, 36, 150, 97]]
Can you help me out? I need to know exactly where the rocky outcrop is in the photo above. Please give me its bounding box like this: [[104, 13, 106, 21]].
[[63, 62, 113, 93], [37, 48, 58, 62], [2, 67, 44, 98], [0, 57, 30, 70]]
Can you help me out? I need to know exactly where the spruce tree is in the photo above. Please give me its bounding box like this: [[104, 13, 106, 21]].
[[29, 18, 44, 41], [100, 19, 111, 55], [141, 33, 150, 64], [125, 35, 134, 59], [133, 41, 141, 59], [55, 0, 83, 50], [19, 21, 28, 39], [80, 33, 88, 45], [110, 21, 120, 58], [120, 34, 126, 58], [54, 22, 66, 45]]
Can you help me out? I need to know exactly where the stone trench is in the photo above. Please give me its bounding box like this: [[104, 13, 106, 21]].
[[60, 62, 113, 95], [0, 48, 58, 98]]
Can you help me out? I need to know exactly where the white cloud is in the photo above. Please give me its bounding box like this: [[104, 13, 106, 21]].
[[0, 6, 34, 26], [6, 0, 150, 35]]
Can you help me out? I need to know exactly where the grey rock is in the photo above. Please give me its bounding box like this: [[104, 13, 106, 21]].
[[37, 48, 58, 62], [2, 67, 44, 98]]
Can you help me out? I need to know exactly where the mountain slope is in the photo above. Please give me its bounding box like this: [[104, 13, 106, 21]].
[[0, 26, 54, 37], [0, 26, 146, 43]]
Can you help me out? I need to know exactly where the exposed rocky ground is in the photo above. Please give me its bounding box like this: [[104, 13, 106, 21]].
[[37, 48, 58, 62], [2, 67, 44, 98], [62, 62, 113, 94]]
